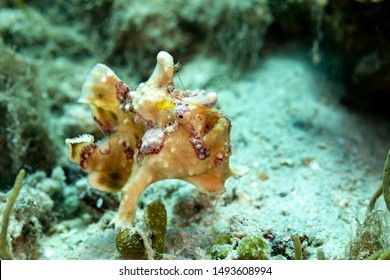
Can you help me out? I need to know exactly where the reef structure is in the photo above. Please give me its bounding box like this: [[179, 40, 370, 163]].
[[66, 51, 236, 228]]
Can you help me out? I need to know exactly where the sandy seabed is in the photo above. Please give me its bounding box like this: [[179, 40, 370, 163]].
[[38, 47, 390, 260]]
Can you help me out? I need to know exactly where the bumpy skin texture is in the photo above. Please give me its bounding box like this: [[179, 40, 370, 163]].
[[66, 51, 234, 228]]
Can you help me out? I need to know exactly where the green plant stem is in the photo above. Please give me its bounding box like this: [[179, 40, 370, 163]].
[[367, 249, 390, 260], [366, 250, 383, 260], [317, 250, 325, 260], [380, 250, 390, 260], [383, 150, 390, 212], [367, 149, 390, 213], [210, 195, 219, 237], [0, 169, 25, 260], [293, 236, 302, 260], [367, 185, 383, 214]]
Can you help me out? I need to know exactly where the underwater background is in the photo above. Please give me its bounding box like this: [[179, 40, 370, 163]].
[[0, 0, 390, 260]]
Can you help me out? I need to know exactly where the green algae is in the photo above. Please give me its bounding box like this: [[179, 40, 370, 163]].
[[236, 234, 269, 260], [0, 169, 25, 260], [144, 201, 167, 258], [116, 201, 167, 260], [115, 228, 147, 260], [293, 235, 302, 260]]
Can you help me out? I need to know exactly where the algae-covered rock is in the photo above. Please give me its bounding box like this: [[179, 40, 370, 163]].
[[206, 232, 233, 260], [0, 43, 58, 186], [348, 210, 390, 260], [116, 228, 147, 260], [236, 234, 269, 260], [321, 0, 390, 113], [105, 0, 273, 75], [207, 244, 232, 260], [268, 0, 314, 41], [212, 232, 233, 246], [206, 231, 270, 260], [116, 201, 167, 259], [0, 170, 57, 259]]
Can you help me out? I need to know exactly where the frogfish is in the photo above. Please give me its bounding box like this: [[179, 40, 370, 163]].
[[66, 51, 238, 228]]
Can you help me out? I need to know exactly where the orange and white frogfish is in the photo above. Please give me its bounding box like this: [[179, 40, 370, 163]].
[[66, 51, 240, 228]]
